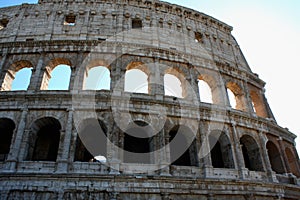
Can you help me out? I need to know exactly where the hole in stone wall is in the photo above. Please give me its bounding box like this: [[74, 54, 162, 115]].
[[64, 14, 76, 26], [132, 18, 142, 29], [0, 19, 9, 30], [194, 32, 203, 43]]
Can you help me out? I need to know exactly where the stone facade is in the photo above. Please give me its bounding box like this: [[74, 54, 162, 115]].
[[0, 0, 300, 199]]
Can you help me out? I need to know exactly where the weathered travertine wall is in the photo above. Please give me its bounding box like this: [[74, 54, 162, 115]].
[[0, 0, 300, 199]]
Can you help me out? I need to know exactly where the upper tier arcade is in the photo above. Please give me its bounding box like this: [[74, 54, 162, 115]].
[[1, 1, 300, 199]]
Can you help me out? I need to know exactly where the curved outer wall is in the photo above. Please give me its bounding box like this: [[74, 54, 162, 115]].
[[0, 0, 300, 199]]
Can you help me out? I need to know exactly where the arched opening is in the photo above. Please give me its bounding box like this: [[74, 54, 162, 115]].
[[27, 117, 61, 161], [124, 69, 148, 94], [209, 131, 234, 168], [123, 121, 154, 164], [164, 74, 183, 98], [285, 147, 300, 177], [47, 65, 71, 90], [40, 58, 72, 90], [0, 118, 15, 161], [74, 136, 94, 162], [11, 68, 32, 91], [84, 66, 110, 90], [169, 125, 197, 166], [198, 80, 213, 103], [266, 141, 285, 174], [240, 135, 264, 171], [250, 90, 267, 117], [1, 60, 33, 91], [226, 82, 246, 111], [227, 88, 237, 108], [75, 118, 107, 162]]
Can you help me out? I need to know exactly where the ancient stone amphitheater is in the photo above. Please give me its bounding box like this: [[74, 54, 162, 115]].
[[0, 0, 300, 199]]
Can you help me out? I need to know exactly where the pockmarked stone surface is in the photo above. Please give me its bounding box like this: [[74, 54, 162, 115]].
[[0, 0, 300, 199]]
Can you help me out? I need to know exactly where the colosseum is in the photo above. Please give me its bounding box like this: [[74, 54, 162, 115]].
[[0, 0, 300, 199]]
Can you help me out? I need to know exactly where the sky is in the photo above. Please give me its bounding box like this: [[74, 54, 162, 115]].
[[1, 0, 300, 153]]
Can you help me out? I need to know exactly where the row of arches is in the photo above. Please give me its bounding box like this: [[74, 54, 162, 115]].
[[0, 117, 299, 177], [1, 59, 268, 116]]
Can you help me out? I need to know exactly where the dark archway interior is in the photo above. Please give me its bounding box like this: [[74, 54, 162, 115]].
[[240, 135, 264, 171], [0, 118, 15, 161], [266, 141, 285, 174], [75, 119, 107, 162], [32, 125, 60, 161], [285, 148, 300, 177], [211, 141, 224, 168], [123, 121, 153, 164], [242, 145, 251, 169], [209, 132, 235, 169], [28, 117, 61, 162], [169, 125, 197, 167]]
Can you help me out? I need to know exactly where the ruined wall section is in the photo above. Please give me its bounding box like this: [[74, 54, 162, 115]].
[[0, 0, 250, 73]]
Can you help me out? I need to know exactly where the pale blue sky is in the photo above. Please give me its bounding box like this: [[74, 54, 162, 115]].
[[1, 0, 300, 153]]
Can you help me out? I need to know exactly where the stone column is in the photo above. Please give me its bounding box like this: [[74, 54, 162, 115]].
[[28, 53, 45, 91], [187, 65, 200, 104], [230, 121, 247, 179], [152, 58, 165, 100], [277, 137, 290, 173], [4, 108, 28, 172], [243, 80, 255, 114], [68, 66, 77, 91], [258, 131, 278, 182], [0, 52, 8, 73], [110, 54, 124, 95], [108, 122, 121, 174], [70, 52, 84, 91], [159, 129, 170, 176], [148, 57, 160, 97], [0, 54, 10, 90], [56, 108, 74, 173], [194, 130, 202, 167], [198, 121, 213, 178], [215, 77, 230, 107]]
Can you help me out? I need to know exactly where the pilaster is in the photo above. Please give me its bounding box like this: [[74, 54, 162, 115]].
[[28, 53, 45, 91], [258, 131, 278, 182], [4, 108, 28, 172], [56, 108, 74, 173]]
